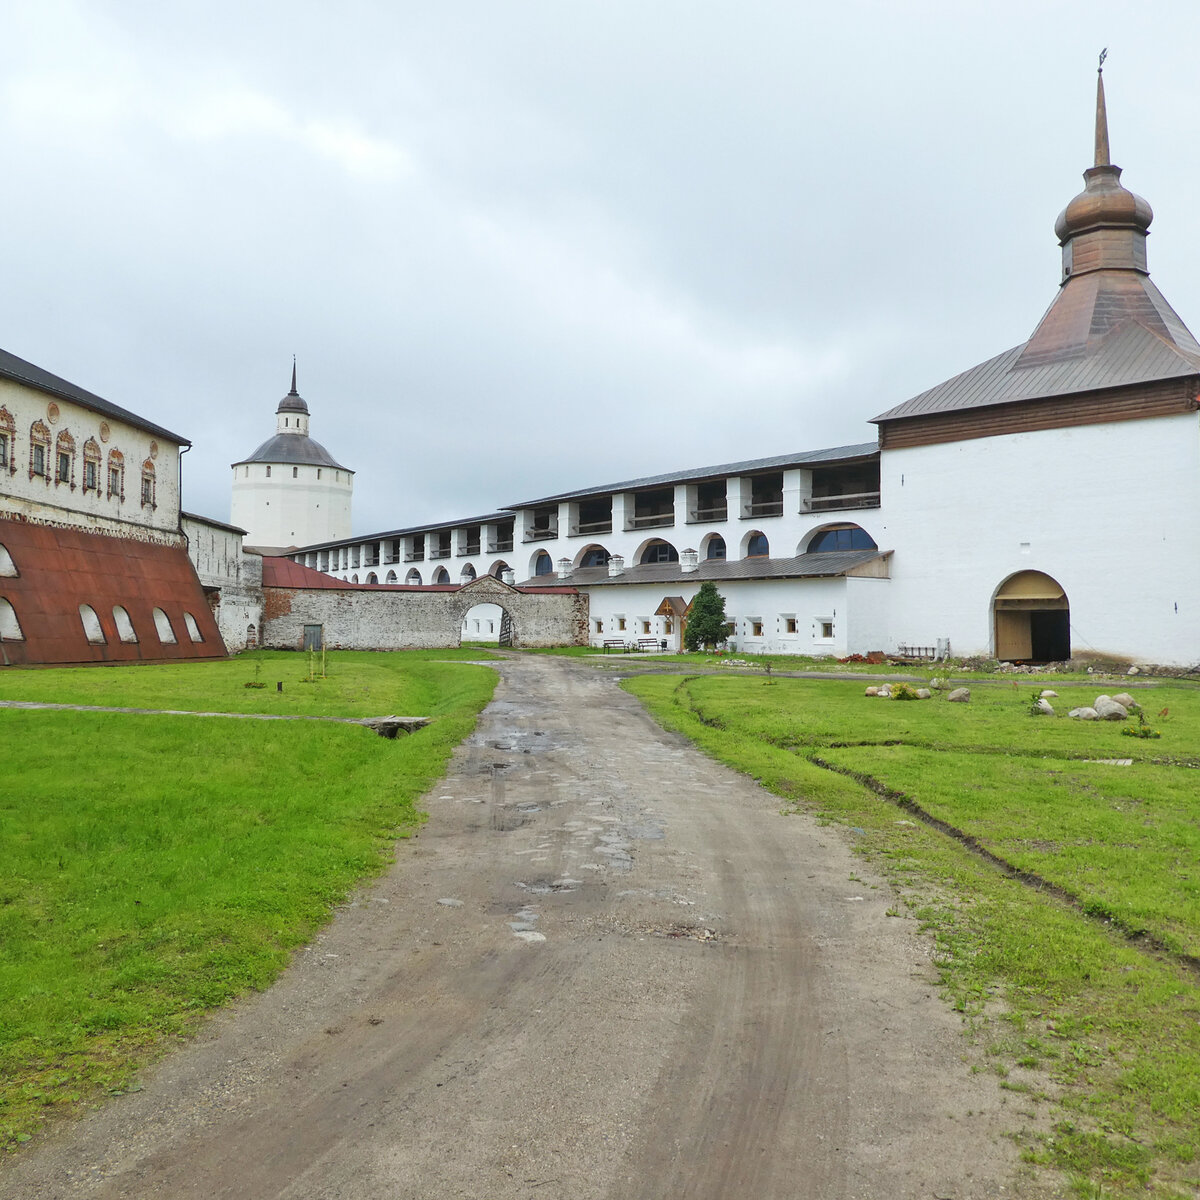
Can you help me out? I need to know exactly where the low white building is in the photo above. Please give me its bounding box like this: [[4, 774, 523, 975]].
[[283, 73, 1200, 668], [231, 365, 354, 554]]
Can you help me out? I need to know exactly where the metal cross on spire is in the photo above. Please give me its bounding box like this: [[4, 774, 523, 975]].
[[1094, 48, 1111, 167]]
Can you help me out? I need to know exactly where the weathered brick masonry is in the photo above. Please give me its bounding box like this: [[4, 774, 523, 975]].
[[262, 562, 587, 650]]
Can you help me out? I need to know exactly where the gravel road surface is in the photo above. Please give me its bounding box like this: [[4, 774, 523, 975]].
[[4, 655, 1055, 1199]]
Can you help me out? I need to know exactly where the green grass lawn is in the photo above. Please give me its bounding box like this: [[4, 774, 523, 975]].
[[0, 652, 497, 1153], [626, 673, 1200, 1199]]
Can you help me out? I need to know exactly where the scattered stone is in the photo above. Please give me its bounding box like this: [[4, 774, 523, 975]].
[[1069, 707, 1099, 720], [508, 921, 537, 932], [1034, 698, 1055, 715], [947, 688, 970, 703], [915, 688, 932, 699], [1093, 696, 1129, 721], [1112, 693, 1137, 708], [865, 686, 879, 696], [877, 685, 892, 698], [1039, 689, 1058, 699], [512, 930, 546, 943], [437, 898, 464, 907], [929, 678, 945, 690], [1127, 666, 1140, 675]]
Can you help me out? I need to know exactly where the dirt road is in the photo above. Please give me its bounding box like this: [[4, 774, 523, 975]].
[[4, 655, 1053, 1199]]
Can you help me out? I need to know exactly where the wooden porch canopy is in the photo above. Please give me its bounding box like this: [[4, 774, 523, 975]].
[[655, 596, 689, 618]]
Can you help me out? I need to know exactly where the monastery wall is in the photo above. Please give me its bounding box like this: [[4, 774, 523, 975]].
[[879, 411, 1200, 665], [182, 514, 264, 653]]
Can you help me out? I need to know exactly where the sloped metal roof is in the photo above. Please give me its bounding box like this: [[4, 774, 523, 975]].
[[0, 346, 189, 445], [291, 512, 513, 554], [232, 432, 352, 471], [522, 549, 887, 588], [507, 442, 880, 508]]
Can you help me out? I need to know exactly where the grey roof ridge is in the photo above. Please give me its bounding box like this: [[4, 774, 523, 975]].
[[0, 345, 190, 445], [291, 511, 515, 553]]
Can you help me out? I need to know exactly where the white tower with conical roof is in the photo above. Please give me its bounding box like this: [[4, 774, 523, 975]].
[[230, 364, 353, 553]]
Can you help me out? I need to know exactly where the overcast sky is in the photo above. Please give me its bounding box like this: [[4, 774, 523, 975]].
[[3, 1, 1199, 536]]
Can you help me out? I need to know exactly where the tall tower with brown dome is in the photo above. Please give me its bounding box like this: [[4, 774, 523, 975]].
[[230, 363, 354, 553]]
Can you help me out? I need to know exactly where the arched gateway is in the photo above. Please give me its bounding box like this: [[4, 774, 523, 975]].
[[993, 571, 1070, 662]]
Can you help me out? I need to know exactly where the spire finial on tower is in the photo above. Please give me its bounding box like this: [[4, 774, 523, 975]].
[[1095, 48, 1110, 167], [290, 355, 298, 396]]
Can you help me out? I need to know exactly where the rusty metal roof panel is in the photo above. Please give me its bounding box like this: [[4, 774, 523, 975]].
[[0, 346, 190, 445], [0, 518, 223, 665]]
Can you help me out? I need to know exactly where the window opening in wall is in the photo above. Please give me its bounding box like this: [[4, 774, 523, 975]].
[[57, 451, 71, 483], [317, 468, 322, 479], [577, 497, 612, 535], [152, 607, 176, 644], [617, 616, 627, 631], [639, 540, 678, 565], [693, 480, 727, 522], [0, 432, 8, 470], [819, 620, 834, 639], [751, 620, 764, 637], [631, 488, 674, 529], [141, 460, 156, 508], [642, 619, 652, 634], [533, 551, 553, 576], [0, 406, 14, 475], [705, 535, 726, 560], [745, 532, 769, 557], [579, 546, 610, 568], [594, 619, 603, 633], [785, 617, 798, 634], [29, 420, 50, 480], [292, 466, 298, 478], [182, 612, 203, 642], [433, 567, 450, 584], [112, 605, 138, 642], [406, 568, 422, 585], [0, 544, 16, 577], [78, 604, 106, 644], [266, 465, 271, 477], [806, 525, 877, 553], [0, 597, 24, 641], [108, 450, 125, 500], [745, 472, 783, 518]]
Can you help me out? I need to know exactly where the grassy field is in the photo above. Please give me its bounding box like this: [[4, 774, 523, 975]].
[[0, 651, 497, 1153], [626, 673, 1200, 1199]]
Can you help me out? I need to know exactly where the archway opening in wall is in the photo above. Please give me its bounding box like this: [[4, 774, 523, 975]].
[[804, 523, 877, 553], [993, 570, 1070, 663], [490, 560, 510, 579], [432, 567, 450, 584], [458, 602, 513, 648]]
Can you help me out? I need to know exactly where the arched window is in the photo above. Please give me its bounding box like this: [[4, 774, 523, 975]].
[[365, 572, 379, 584], [141, 459, 156, 508], [406, 568, 423, 585], [29, 420, 50, 481], [704, 535, 726, 561], [112, 605, 138, 643], [0, 544, 16, 578], [433, 567, 450, 584], [183, 612, 204, 642], [533, 551, 553, 576], [78, 603, 106, 644], [385, 570, 398, 583], [152, 607, 176, 644], [351, 574, 359, 584], [245, 622, 258, 648], [639, 540, 678, 565], [745, 531, 769, 558], [55, 430, 76, 487], [460, 564, 477, 582], [579, 546, 610, 568], [0, 597, 25, 641], [107, 449, 125, 500], [806, 525, 877, 553], [0, 406, 16, 476], [82, 437, 102, 493], [490, 560, 510, 579]]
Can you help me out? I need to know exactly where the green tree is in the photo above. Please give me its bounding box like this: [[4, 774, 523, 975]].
[[684, 581, 728, 651]]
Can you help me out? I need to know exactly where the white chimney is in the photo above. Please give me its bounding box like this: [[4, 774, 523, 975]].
[[501, 568, 516, 586], [680, 548, 699, 573], [608, 554, 625, 577], [556, 557, 572, 579]]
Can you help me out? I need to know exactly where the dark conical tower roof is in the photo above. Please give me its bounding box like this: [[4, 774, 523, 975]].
[[277, 359, 309, 415]]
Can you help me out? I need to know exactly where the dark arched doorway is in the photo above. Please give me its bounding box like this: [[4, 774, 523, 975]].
[[993, 571, 1070, 662]]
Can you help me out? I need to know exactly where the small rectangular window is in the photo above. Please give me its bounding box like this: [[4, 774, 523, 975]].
[[642, 620, 651, 634], [57, 452, 71, 482], [317, 468, 322, 479], [594, 619, 603, 633], [292, 466, 298, 478], [32, 445, 45, 476], [109, 466, 121, 496], [617, 617, 627, 631], [84, 460, 97, 490], [0, 434, 8, 468], [752, 620, 764, 637], [785, 617, 797, 634], [819, 620, 834, 639], [266, 465, 271, 477], [141, 477, 153, 505]]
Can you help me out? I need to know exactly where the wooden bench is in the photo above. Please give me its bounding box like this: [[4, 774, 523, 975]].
[[602, 639, 627, 654], [637, 637, 661, 653]]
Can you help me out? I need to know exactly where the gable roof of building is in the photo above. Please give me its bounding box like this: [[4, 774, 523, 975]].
[[507, 442, 880, 509], [0, 346, 189, 445], [525, 548, 887, 588]]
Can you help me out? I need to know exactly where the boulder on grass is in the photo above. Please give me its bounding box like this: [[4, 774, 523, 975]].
[[1034, 698, 1055, 715], [1112, 692, 1137, 708], [877, 685, 892, 698], [1040, 689, 1058, 699], [1094, 696, 1129, 721], [947, 687, 970, 703], [865, 686, 879, 696], [1069, 707, 1099, 720], [915, 688, 932, 699]]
